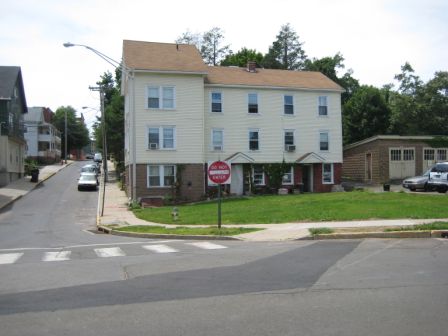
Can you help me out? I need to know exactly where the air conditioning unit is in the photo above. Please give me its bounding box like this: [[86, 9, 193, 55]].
[[213, 145, 223, 151], [149, 143, 159, 150], [286, 145, 296, 152]]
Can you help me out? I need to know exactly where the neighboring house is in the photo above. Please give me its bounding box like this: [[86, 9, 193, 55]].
[[121, 40, 344, 203], [24, 107, 61, 164], [343, 135, 448, 183], [0, 66, 28, 187]]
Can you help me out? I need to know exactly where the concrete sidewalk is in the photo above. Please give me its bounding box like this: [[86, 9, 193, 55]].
[[0, 162, 71, 210], [99, 161, 448, 241]]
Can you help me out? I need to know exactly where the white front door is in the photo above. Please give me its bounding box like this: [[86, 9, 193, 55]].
[[230, 164, 244, 195]]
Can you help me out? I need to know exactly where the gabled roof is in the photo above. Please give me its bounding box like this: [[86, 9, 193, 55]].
[[225, 152, 255, 164], [122, 40, 208, 74], [296, 152, 326, 164], [0, 66, 28, 113], [344, 135, 435, 150], [205, 66, 344, 91]]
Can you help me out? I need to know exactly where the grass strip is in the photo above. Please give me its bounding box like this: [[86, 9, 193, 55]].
[[309, 227, 335, 235], [384, 222, 448, 232], [113, 225, 262, 236]]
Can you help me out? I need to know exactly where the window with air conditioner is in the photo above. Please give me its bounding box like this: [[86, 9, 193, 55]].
[[284, 130, 295, 151], [212, 129, 223, 151], [147, 126, 176, 150]]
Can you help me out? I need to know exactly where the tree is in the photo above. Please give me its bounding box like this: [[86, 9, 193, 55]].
[[220, 48, 264, 67], [262, 23, 307, 70], [343, 85, 391, 144], [93, 71, 125, 168], [200, 27, 231, 65], [53, 106, 90, 158], [175, 30, 202, 51]]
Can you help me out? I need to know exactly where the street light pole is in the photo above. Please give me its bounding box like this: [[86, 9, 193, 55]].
[[63, 42, 136, 201], [64, 109, 67, 164]]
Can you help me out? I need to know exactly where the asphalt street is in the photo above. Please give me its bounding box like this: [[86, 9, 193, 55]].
[[1, 162, 448, 335]]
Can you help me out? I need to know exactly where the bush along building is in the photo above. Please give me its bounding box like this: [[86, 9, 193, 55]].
[[121, 41, 344, 205]]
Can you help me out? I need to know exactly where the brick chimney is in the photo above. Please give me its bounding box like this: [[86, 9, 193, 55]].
[[247, 61, 257, 73]]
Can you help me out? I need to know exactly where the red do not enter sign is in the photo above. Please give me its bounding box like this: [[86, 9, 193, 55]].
[[208, 161, 231, 184]]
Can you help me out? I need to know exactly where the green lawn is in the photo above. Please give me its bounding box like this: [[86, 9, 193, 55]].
[[132, 191, 448, 225]]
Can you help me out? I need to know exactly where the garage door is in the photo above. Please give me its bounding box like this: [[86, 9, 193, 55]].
[[389, 148, 415, 179]]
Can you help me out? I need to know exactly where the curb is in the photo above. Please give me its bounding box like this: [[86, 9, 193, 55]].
[[97, 225, 242, 241], [309, 230, 448, 240]]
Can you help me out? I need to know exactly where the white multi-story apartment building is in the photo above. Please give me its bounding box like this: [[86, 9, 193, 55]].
[[24, 107, 61, 164], [122, 41, 344, 203]]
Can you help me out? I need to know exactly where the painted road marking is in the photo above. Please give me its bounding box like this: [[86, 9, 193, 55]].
[[0, 253, 24, 265], [94, 247, 126, 258], [142, 244, 179, 253], [188, 242, 228, 250], [42, 251, 71, 262]]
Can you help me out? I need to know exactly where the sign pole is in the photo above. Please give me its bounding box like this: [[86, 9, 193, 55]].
[[218, 184, 222, 229]]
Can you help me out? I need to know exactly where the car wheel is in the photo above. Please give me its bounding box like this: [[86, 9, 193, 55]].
[[437, 186, 448, 193], [410, 187, 416, 191]]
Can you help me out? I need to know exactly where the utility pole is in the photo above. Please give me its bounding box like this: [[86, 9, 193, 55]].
[[89, 86, 108, 182]]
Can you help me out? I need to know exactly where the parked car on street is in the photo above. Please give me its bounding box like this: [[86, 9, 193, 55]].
[[85, 153, 94, 160], [94, 153, 103, 163], [427, 162, 448, 193], [78, 173, 98, 191], [81, 164, 99, 176], [402, 169, 431, 191]]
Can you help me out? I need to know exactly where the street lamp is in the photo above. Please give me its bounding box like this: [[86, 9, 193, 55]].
[[63, 42, 137, 201]]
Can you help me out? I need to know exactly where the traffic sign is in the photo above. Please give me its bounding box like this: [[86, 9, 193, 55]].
[[208, 161, 231, 185]]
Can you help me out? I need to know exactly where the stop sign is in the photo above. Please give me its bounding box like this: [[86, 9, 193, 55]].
[[208, 161, 231, 184]]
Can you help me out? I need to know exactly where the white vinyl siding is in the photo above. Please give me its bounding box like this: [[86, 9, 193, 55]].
[[203, 87, 343, 163]]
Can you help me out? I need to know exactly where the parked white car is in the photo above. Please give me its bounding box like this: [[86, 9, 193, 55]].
[[427, 162, 448, 193]]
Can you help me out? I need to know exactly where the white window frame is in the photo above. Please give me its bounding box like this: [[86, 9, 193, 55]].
[[249, 129, 260, 151], [284, 129, 295, 150], [248, 93, 259, 114], [284, 95, 294, 115], [282, 166, 294, 185], [211, 128, 224, 151], [252, 165, 265, 186], [318, 96, 328, 116], [147, 126, 176, 150], [146, 86, 176, 110], [319, 131, 329, 151], [211, 92, 222, 113], [147, 164, 176, 188], [322, 163, 334, 184]]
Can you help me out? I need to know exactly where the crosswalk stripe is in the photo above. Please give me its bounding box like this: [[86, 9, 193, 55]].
[[188, 242, 227, 250], [42, 251, 71, 262], [94, 247, 125, 258], [142, 244, 179, 253], [0, 253, 24, 264]]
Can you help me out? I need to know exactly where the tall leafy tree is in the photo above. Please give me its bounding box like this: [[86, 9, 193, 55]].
[[53, 106, 90, 158], [343, 85, 391, 144], [220, 48, 264, 67], [200, 27, 231, 65], [262, 23, 307, 70]]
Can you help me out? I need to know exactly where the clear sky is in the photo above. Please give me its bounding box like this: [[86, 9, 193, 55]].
[[1, 0, 447, 129]]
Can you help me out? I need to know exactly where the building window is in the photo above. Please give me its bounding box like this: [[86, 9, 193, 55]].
[[211, 92, 222, 112], [318, 96, 328, 116], [319, 132, 329, 151], [148, 126, 175, 150], [147, 165, 176, 187], [212, 129, 223, 151], [147, 86, 175, 109], [424, 148, 434, 161], [284, 95, 294, 115], [322, 163, 334, 184], [437, 149, 447, 161], [253, 165, 265, 185], [248, 93, 258, 113], [284, 130, 295, 151], [249, 129, 259, 150], [282, 166, 294, 185], [390, 149, 401, 161]]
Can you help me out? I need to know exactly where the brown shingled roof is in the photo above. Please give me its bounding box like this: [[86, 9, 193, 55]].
[[123, 40, 208, 73], [205, 66, 344, 91]]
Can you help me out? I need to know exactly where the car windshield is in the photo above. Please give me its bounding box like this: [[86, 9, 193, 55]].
[[80, 174, 96, 181], [432, 164, 448, 173]]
